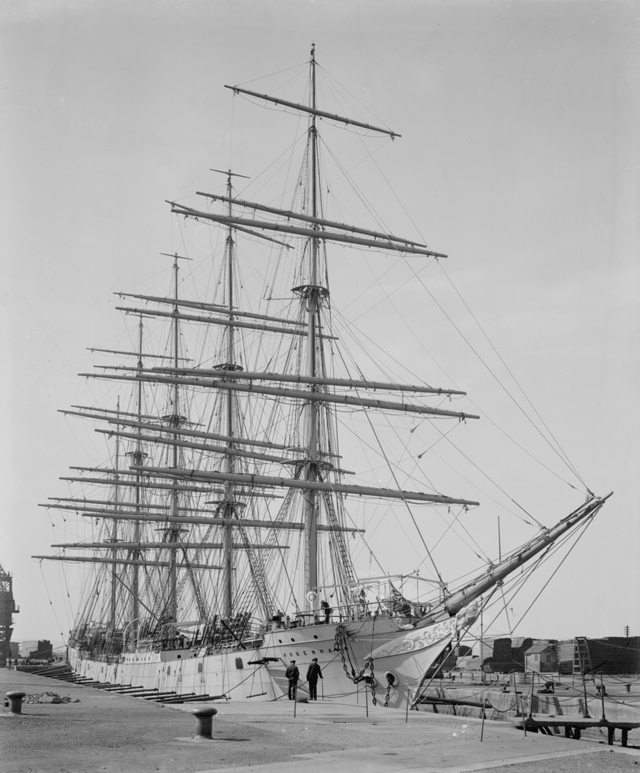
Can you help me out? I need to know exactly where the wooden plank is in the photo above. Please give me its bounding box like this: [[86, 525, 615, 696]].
[[510, 715, 640, 730]]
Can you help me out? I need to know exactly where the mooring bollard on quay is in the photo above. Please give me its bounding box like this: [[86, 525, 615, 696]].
[[191, 706, 218, 739], [6, 691, 27, 714]]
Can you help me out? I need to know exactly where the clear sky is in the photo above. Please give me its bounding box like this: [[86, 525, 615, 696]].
[[2, 0, 638, 645]]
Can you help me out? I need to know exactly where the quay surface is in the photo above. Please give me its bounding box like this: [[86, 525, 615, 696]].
[[1, 669, 640, 773]]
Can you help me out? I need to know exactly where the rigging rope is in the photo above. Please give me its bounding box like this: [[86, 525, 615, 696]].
[[438, 261, 589, 488], [361, 402, 446, 588], [38, 561, 69, 647], [511, 513, 596, 628]]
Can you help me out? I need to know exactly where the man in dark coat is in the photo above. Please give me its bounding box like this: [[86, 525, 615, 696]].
[[285, 660, 299, 700], [306, 658, 323, 700]]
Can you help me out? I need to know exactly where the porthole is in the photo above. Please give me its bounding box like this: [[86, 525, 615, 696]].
[[313, 635, 318, 639]]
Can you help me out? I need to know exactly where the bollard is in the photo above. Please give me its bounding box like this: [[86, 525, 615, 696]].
[[191, 706, 217, 739], [6, 692, 26, 714]]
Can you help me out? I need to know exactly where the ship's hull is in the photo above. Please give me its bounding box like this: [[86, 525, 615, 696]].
[[68, 612, 467, 708], [68, 642, 278, 701]]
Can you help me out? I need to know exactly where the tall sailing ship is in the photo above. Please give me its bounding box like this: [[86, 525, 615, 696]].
[[36, 47, 610, 708]]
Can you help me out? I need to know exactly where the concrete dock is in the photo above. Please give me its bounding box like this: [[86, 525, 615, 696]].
[[1, 669, 639, 772]]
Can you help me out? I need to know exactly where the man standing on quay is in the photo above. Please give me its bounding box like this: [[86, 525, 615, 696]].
[[306, 658, 323, 700], [286, 660, 299, 700]]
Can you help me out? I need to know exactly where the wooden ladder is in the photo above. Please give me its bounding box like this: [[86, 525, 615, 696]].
[[573, 636, 593, 676]]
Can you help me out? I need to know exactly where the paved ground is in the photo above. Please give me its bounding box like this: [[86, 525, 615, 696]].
[[1, 669, 639, 772]]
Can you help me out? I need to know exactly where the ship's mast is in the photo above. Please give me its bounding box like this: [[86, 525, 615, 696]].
[[166, 256, 182, 623], [222, 172, 237, 618], [129, 317, 145, 641], [173, 45, 428, 611], [303, 43, 321, 608], [109, 398, 121, 631], [206, 167, 250, 620]]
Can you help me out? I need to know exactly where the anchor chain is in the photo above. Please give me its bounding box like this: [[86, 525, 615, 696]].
[[334, 624, 378, 705], [384, 674, 393, 708]]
